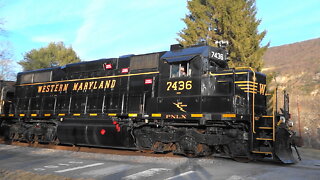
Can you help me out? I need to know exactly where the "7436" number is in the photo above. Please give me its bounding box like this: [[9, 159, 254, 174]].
[[166, 81, 192, 91]]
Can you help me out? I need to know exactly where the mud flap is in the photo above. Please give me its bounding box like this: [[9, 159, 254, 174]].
[[274, 127, 296, 164]]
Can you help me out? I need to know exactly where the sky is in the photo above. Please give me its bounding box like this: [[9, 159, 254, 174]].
[[0, 0, 319, 67]]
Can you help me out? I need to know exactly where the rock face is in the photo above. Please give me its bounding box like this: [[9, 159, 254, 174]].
[[262, 38, 320, 149]]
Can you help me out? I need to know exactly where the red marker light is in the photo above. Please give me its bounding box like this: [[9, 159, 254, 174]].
[[103, 63, 113, 70], [144, 79, 153, 84], [100, 129, 106, 135], [121, 68, 129, 73], [105, 64, 112, 69]]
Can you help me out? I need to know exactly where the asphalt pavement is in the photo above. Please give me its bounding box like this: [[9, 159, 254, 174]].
[[0, 144, 319, 180]]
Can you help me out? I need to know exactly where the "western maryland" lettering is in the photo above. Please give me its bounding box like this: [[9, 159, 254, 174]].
[[37, 79, 116, 93]]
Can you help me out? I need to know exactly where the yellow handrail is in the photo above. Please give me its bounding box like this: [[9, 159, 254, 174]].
[[235, 67, 256, 133], [272, 92, 276, 141]]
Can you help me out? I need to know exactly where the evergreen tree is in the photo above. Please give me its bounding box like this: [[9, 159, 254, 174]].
[[19, 42, 81, 71], [178, 0, 269, 71]]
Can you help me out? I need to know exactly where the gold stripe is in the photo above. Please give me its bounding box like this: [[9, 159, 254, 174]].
[[151, 113, 161, 117], [108, 113, 117, 116], [31, 114, 37, 117], [265, 93, 272, 96], [222, 114, 236, 118], [235, 72, 248, 75], [73, 113, 80, 116], [89, 113, 98, 116], [9, 114, 14, 117], [44, 114, 51, 117], [58, 113, 65, 116], [244, 90, 257, 94], [240, 87, 257, 91], [210, 72, 233, 76], [18, 71, 160, 86], [210, 72, 248, 76], [128, 113, 138, 117], [238, 84, 257, 88], [256, 138, 273, 141], [235, 81, 258, 84], [0, 114, 5, 117], [176, 92, 181, 94], [19, 114, 25, 117], [262, 116, 273, 118], [191, 114, 203, 118], [252, 151, 272, 154]]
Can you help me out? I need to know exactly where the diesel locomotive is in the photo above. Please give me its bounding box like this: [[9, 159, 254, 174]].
[[0, 44, 299, 163]]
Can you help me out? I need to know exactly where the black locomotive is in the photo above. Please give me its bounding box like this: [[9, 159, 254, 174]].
[[0, 44, 299, 163]]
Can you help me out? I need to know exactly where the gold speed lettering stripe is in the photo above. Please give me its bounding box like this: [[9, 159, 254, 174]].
[[240, 87, 257, 91], [244, 90, 257, 94], [235, 81, 258, 84], [237, 84, 257, 88]]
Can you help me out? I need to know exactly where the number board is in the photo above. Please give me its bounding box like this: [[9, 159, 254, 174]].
[[159, 78, 200, 97]]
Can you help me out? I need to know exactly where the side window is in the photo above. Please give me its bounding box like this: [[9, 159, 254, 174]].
[[170, 62, 191, 78], [170, 64, 179, 78]]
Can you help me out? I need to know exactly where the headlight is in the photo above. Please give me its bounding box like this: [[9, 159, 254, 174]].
[[280, 116, 286, 123]]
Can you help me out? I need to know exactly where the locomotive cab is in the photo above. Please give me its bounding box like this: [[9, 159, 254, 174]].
[[157, 45, 232, 117]]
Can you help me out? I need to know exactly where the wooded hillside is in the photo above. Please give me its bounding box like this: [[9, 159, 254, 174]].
[[262, 38, 320, 148]]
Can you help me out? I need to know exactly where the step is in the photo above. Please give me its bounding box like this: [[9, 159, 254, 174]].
[[256, 137, 273, 141], [261, 116, 273, 118], [258, 126, 273, 130], [252, 151, 272, 154]]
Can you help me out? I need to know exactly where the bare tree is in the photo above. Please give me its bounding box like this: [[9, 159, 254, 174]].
[[0, 17, 15, 80]]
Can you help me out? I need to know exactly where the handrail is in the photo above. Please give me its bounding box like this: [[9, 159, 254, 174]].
[[272, 92, 276, 141], [235, 67, 256, 133]]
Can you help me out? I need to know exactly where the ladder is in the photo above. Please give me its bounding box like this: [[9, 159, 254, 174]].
[[252, 115, 275, 156]]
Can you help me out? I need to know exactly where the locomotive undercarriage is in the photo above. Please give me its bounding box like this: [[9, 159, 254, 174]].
[[1, 117, 297, 163], [133, 120, 250, 158], [2, 119, 251, 159]]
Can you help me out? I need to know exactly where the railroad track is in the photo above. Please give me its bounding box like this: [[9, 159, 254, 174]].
[[0, 137, 180, 158]]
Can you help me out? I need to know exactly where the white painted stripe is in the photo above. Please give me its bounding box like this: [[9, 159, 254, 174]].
[[44, 165, 59, 168], [123, 168, 170, 180], [165, 171, 196, 180], [55, 163, 104, 173], [34, 168, 45, 171], [82, 164, 133, 177]]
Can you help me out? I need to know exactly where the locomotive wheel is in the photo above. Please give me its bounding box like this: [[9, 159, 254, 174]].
[[175, 136, 211, 157], [8, 129, 18, 142], [195, 144, 211, 157], [151, 142, 176, 153], [51, 136, 60, 145], [26, 133, 35, 143]]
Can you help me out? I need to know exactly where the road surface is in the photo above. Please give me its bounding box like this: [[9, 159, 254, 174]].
[[0, 144, 319, 180]]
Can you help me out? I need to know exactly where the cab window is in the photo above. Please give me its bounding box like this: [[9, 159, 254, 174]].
[[170, 62, 190, 78]]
